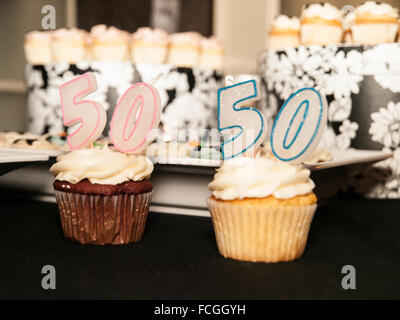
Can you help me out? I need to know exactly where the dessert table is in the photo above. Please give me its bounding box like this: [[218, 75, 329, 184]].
[[0, 192, 399, 300]]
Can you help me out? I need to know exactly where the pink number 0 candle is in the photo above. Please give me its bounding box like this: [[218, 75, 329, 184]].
[[110, 82, 161, 153]]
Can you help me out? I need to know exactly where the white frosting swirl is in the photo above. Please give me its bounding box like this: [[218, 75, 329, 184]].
[[355, 1, 399, 18], [133, 27, 169, 44], [52, 28, 87, 41], [271, 15, 300, 30], [169, 32, 203, 45], [90, 25, 130, 42], [50, 146, 154, 184], [301, 3, 342, 21], [208, 157, 315, 200], [25, 30, 52, 42]]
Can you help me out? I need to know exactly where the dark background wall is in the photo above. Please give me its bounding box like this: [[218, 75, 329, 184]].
[[282, 0, 400, 16], [77, 0, 213, 35]]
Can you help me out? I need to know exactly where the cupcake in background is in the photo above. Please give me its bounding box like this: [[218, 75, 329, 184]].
[[24, 30, 53, 64], [352, 1, 399, 45], [300, 2, 343, 45], [199, 37, 224, 70], [131, 27, 169, 64], [0, 131, 23, 148], [50, 146, 155, 245], [168, 32, 202, 68], [207, 157, 317, 263], [0, 132, 61, 150], [52, 28, 88, 63], [90, 25, 130, 61], [267, 15, 300, 50]]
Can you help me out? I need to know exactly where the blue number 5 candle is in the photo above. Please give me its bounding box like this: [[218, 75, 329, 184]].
[[218, 79, 267, 160]]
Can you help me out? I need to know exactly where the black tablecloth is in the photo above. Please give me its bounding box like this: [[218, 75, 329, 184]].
[[0, 195, 399, 299]]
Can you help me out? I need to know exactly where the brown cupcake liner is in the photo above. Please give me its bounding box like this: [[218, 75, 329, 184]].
[[54, 190, 153, 245], [207, 198, 317, 262]]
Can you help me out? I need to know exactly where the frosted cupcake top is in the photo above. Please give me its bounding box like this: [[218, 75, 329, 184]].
[[355, 1, 399, 18], [90, 25, 130, 42], [132, 27, 169, 44], [52, 28, 87, 42], [169, 32, 203, 45], [271, 15, 300, 31], [208, 157, 315, 200], [50, 146, 154, 185], [25, 30, 52, 43], [301, 2, 342, 21]]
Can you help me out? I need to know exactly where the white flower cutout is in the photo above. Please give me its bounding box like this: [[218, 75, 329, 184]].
[[369, 101, 400, 148], [336, 120, 359, 149], [328, 97, 352, 122]]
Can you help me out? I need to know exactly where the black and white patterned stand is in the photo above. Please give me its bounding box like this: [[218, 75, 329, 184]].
[[25, 62, 223, 138], [259, 43, 400, 198]]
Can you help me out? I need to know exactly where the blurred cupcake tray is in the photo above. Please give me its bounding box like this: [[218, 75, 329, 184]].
[[0, 147, 63, 159]]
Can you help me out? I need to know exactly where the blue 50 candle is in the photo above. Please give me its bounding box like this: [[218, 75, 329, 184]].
[[218, 81, 327, 164]]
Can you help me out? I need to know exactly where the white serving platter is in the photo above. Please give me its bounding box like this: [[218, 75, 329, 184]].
[[0, 147, 64, 158], [150, 148, 393, 171], [0, 148, 50, 176], [305, 149, 392, 171]]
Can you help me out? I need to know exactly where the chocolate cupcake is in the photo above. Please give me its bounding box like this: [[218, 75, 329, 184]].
[[50, 146, 154, 245]]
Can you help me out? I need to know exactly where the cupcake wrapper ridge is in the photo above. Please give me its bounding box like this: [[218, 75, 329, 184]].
[[207, 198, 317, 263], [55, 190, 153, 245]]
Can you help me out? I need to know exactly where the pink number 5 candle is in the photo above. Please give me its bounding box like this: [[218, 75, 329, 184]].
[[110, 82, 161, 153], [59, 73, 107, 150]]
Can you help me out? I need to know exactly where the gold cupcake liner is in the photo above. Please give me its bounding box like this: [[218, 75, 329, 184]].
[[207, 198, 317, 262], [54, 190, 153, 245]]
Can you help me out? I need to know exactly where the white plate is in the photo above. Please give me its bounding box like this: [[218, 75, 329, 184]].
[[0, 148, 50, 175], [305, 149, 392, 171], [0, 147, 64, 158], [151, 148, 393, 171]]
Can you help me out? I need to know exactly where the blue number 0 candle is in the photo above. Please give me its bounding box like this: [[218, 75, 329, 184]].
[[270, 87, 328, 165]]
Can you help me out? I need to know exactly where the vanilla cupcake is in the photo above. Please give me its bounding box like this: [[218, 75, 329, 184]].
[[131, 27, 169, 64], [24, 30, 53, 65], [352, 1, 399, 45], [52, 28, 88, 63], [300, 2, 343, 45], [167, 32, 202, 68], [268, 15, 300, 50], [90, 25, 130, 61], [207, 157, 317, 263], [199, 37, 224, 70]]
